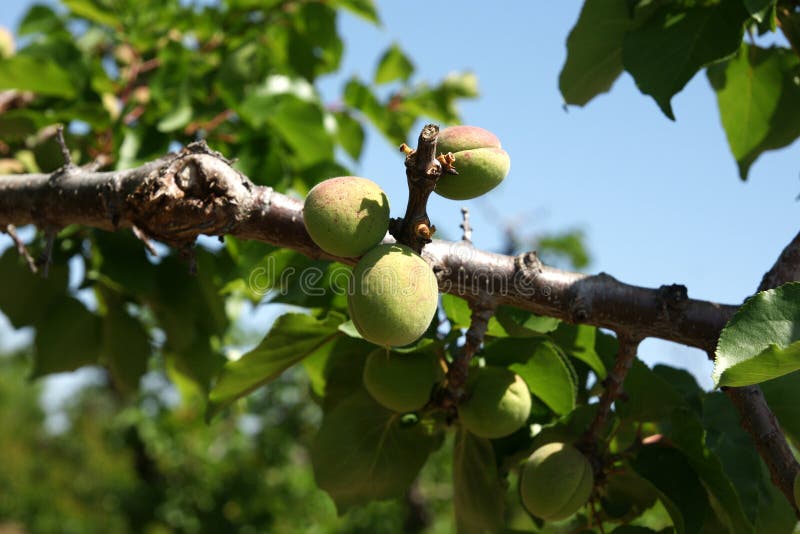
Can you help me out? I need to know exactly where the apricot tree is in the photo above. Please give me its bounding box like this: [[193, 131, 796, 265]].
[[1, 1, 800, 533]]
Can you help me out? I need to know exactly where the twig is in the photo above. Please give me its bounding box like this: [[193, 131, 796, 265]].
[[443, 302, 496, 410], [37, 227, 57, 278], [55, 125, 74, 168], [391, 124, 446, 253], [3, 224, 37, 273], [580, 333, 641, 456], [132, 225, 159, 256], [460, 207, 472, 243]]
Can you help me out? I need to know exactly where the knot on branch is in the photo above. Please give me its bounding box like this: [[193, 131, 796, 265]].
[[127, 144, 253, 246]]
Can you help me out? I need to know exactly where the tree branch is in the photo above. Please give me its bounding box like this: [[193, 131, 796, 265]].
[[0, 143, 737, 355], [724, 229, 800, 514], [580, 334, 642, 454]]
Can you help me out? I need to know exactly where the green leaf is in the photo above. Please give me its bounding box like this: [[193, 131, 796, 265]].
[[483, 338, 577, 415], [441, 294, 508, 337], [622, 1, 749, 119], [63, 0, 119, 27], [761, 370, 800, 447], [374, 43, 414, 85], [33, 297, 102, 377], [302, 335, 374, 410], [551, 323, 607, 379], [0, 248, 69, 328], [703, 391, 797, 532], [101, 303, 150, 394], [156, 91, 192, 132], [632, 445, 710, 534], [713, 283, 800, 387], [707, 44, 800, 179], [452, 429, 504, 533], [743, 0, 776, 19], [667, 407, 754, 533], [559, 0, 631, 106], [268, 96, 334, 166], [494, 306, 560, 336], [334, 110, 364, 160], [331, 0, 380, 24], [207, 312, 344, 419], [310, 388, 439, 510], [616, 358, 685, 421], [0, 55, 76, 97]]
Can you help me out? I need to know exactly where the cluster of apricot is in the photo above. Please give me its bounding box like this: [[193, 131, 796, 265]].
[[302, 125, 593, 522]]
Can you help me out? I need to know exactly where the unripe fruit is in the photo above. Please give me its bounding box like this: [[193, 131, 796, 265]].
[[363, 349, 444, 412], [458, 367, 531, 439], [348, 244, 438, 347], [303, 176, 390, 258], [435, 125, 510, 200], [519, 442, 594, 521]]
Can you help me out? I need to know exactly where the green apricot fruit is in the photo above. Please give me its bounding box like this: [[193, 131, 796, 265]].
[[458, 366, 531, 439], [363, 349, 444, 412], [435, 125, 510, 200], [303, 176, 390, 258], [519, 442, 594, 521], [348, 244, 439, 347]]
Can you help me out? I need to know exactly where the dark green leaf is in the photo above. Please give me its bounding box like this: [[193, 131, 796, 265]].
[[494, 306, 560, 336], [310, 388, 439, 510], [623, 1, 749, 119], [551, 323, 607, 379], [0, 55, 76, 97], [707, 44, 800, 179], [483, 338, 577, 415], [331, 0, 380, 24], [616, 358, 685, 421], [101, 303, 151, 394], [334, 110, 365, 160], [713, 283, 800, 387], [743, 0, 776, 19], [667, 408, 754, 533], [18, 5, 64, 36], [374, 44, 414, 85], [0, 248, 69, 328], [633, 445, 709, 534], [452, 429, 504, 533], [302, 335, 374, 410], [33, 297, 102, 377], [559, 0, 631, 106], [703, 391, 797, 532], [208, 312, 344, 419], [761, 370, 800, 447], [63, 0, 119, 27]]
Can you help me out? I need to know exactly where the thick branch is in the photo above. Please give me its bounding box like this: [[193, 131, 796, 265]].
[[0, 145, 737, 354], [724, 229, 800, 514]]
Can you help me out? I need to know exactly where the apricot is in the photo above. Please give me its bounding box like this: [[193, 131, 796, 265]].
[[458, 367, 531, 439], [348, 244, 438, 347], [519, 442, 594, 521], [363, 349, 443, 412], [435, 125, 510, 200], [303, 176, 390, 258]]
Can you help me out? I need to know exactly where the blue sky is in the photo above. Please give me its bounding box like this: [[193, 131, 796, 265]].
[[2, 2, 799, 388]]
